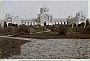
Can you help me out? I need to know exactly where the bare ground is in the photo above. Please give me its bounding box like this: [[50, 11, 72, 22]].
[[8, 39, 90, 59]]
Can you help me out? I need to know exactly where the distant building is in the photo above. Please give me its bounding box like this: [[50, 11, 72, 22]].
[[4, 13, 19, 26], [68, 11, 87, 28], [4, 6, 87, 27]]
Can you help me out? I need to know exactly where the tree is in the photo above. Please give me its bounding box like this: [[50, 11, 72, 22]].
[[86, 19, 89, 27], [14, 24, 18, 27], [0, 24, 3, 33], [83, 24, 90, 34], [3, 21, 7, 28]]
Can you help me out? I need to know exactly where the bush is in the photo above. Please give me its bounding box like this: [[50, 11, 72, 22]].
[[57, 25, 69, 35], [8, 23, 18, 27], [16, 25, 30, 34], [83, 25, 90, 34], [0, 25, 3, 33], [1, 26, 14, 35], [46, 25, 59, 32], [86, 19, 89, 27]]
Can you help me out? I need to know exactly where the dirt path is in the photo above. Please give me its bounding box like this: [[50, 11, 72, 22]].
[[0, 36, 32, 41]]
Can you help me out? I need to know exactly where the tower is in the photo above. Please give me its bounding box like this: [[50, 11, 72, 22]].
[[37, 5, 52, 26], [40, 5, 49, 14], [4, 14, 12, 26]]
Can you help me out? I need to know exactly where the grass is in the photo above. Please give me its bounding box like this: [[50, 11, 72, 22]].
[[0, 25, 90, 39], [0, 37, 29, 58], [19, 31, 90, 39]]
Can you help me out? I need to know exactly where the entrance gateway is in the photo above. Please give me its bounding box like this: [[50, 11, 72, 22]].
[[44, 20, 46, 26]]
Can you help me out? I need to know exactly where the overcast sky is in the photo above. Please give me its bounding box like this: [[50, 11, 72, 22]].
[[0, 1, 88, 20]]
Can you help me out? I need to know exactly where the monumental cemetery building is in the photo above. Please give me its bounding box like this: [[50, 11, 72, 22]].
[[3, 6, 87, 27]]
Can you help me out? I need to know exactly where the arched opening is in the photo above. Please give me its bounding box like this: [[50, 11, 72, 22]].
[[57, 21, 59, 25], [64, 22, 66, 24], [34, 22, 37, 25], [62, 22, 64, 25], [22, 22, 23, 24], [28, 22, 29, 25], [44, 21, 46, 26], [65, 22, 67, 25], [59, 21, 61, 24], [67, 21, 68, 25], [54, 21, 56, 25], [61, 22, 62, 25], [25, 22, 26, 25], [30, 22, 32, 26], [79, 22, 85, 28]]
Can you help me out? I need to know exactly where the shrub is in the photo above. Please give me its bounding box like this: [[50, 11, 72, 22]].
[[83, 25, 90, 34], [0, 25, 3, 33], [8, 23, 18, 27], [16, 25, 30, 34], [86, 19, 89, 27], [3, 21, 7, 28], [57, 25, 69, 35]]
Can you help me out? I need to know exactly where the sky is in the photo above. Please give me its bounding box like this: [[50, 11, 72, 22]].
[[0, 0, 88, 20]]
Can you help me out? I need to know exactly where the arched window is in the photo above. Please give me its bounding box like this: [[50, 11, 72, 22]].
[[30, 22, 32, 25], [64, 22, 66, 24], [25, 22, 26, 25], [28, 22, 29, 25], [61, 22, 62, 25], [22, 22, 23, 24]]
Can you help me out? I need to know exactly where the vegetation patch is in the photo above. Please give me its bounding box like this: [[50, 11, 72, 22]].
[[0, 37, 29, 58]]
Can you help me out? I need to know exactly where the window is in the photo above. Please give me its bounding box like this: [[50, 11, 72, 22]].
[[44, 10, 45, 12]]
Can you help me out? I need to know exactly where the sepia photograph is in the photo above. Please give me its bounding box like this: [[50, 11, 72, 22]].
[[0, 0, 90, 59]]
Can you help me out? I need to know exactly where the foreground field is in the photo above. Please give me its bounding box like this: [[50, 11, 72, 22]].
[[0, 37, 90, 59], [7, 38, 90, 59]]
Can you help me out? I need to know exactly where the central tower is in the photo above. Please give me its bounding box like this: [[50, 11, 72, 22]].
[[40, 5, 49, 14], [37, 5, 53, 26]]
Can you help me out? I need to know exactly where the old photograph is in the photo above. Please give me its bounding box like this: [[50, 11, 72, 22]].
[[0, 0, 90, 59]]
